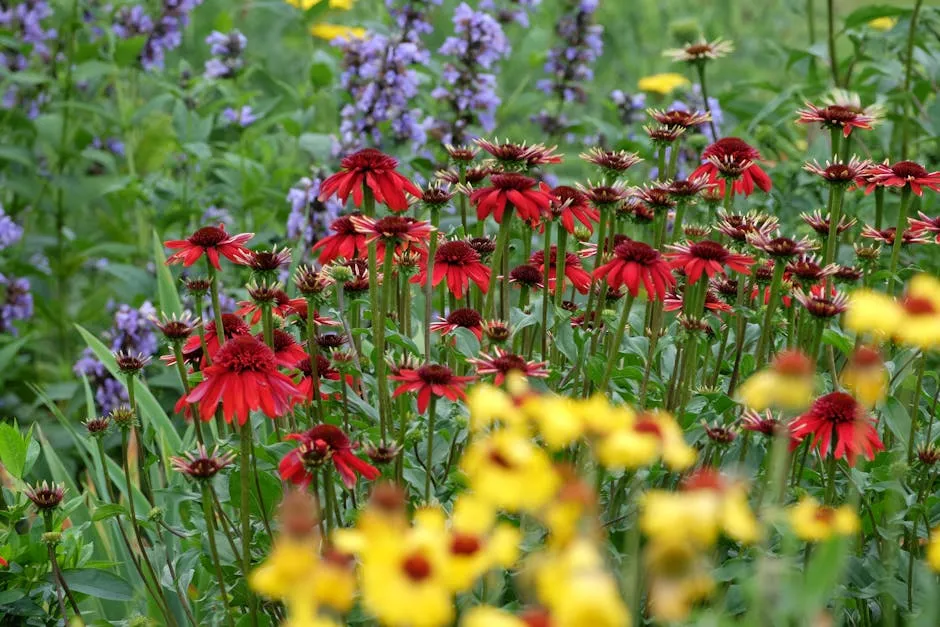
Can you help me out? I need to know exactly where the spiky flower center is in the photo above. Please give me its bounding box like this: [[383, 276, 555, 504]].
[[373, 216, 417, 238], [213, 336, 277, 373], [416, 364, 455, 385], [331, 216, 358, 235], [708, 137, 757, 159], [689, 240, 730, 261], [613, 240, 660, 265], [509, 264, 543, 285], [491, 353, 530, 373], [818, 105, 859, 123], [812, 391, 859, 424], [446, 308, 482, 328], [891, 160, 928, 179], [490, 173, 537, 191], [317, 333, 346, 349], [435, 241, 479, 266], [340, 148, 397, 172], [466, 237, 496, 257], [188, 226, 228, 247]]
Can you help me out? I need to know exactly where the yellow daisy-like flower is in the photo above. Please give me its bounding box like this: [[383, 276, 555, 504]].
[[868, 17, 898, 31], [310, 23, 367, 41], [637, 73, 690, 95], [467, 382, 527, 432], [844, 288, 903, 339], [895, 274, 940, 350], [840, 346, 888, 408], [358, 525, 455, 627], [523, 394, 583, 450], [286, 0, 355, 9], [460, 430, 560, 513], [644, 538, 715, 622], [574, 394, 633, 438], [927, 528, 940, 572], [737, 370, 815, 412], [597, 410, 695, 471], [460, 607, 527, 627], [249, 537, 319, 600], [787, 498, 859, 542], [641, 490, 723, 547]]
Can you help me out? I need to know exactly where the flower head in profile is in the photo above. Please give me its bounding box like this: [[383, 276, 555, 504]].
[[794, 287, 848, 319], [470, 173, 553, 226], [474, 138, 562, 170], [800, 210, 856, 237], [350, 215, 432, 257], [648, 108, 711, 129], [747, 233, 816, 259], [185, 335, 303, 425], [390, 363, 476, 413], [508, 263, 544, 289], [790, 391, 884, 466], [312, 214, 369, 263], [551, 185, 600, 234], [796, 102, 877, 137], [430, 308, 483, 341], [666, 240, 755, 284], [803, 157, 871, 185], [319, 148, 421, 212], [171, 445, 236, 480], [740, 409, 785, 438], [530, 246, 591, 295], [165, 224, 254, 269], [714, 211, 778, 243], [840, 346, 887, 408], [411, 240, 490, 300], [279, 424, 380, 489], [665, 38, 734, 63], [593, 239, 675, 300], [25, 481, 65, 511], [467, 348, 549, 385], [578, 148, 642, 177], [737, 349, 815, 412], [691, 137, 772, 197], [862, 160, 940, 196], [151, 311, 201, 343], [909, 212, 940, 243], [860, 225, 930, 247]]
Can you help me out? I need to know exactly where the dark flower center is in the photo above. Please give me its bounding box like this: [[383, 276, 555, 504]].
[[213, 336, 277, 373], [689, 240, 730, 261], [553, 185, 588, 208], [813, 391, 859, 423], [317, 333, 346, 349], [488, 449, 514, 469], [208, 314, 251, 339], [402, 553, 433, 581], [772, 351, 813, 376], [341, 148, 397, 172], [304, 424, 350, 449], [436, 241, 478, 265], [422, 187, 454, 204], [814, 507, 836, 523], [467, 237, 496, 256], [685, 43, 712, 55], [188, 226, 228, 247], [708, 137, 757, 159], [270, 329, 296, 353], [902, 296, 936, 315], [819, 105, 858, 123], [633, 418, 663, 439], [851, 347, 882, 368], [492, 353, 529, 373], [417, 364, 455, 384], [446, 308, 482, 328], [373, 216, 416, 237], [585, 185, 627, 204], [509, 264, 543, 285], [614, 240, 660, 265], [490, 173, 537, 191], [331, 216, 358, 235], [891, 160, 929, 179], [450, 533, 482, 556]]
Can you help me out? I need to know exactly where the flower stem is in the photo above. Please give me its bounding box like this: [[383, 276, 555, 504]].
[[907, 351, 927, 462], [424, 207, 440, 363], [599, 294, 636, 392], [377, 248, 396, 441], [172, 344, 204, 445], [755, 261, 787, 368], [201, 484, 236, 627], [425, 395, 438, 503], [874, 186, 885, 230], [207, 259, 227, 349], [554, 228, 568, 311], [695, 62, 719, 140], [239, 420, 258, 627], [541, 220, 553, 359], [823, 184, 845, 291], [888, 187, 912, 294], [826, 0, 839, 85], [900, 0, 925, 160], [305, 295, 323, 426], [484, 208, 514, 318]]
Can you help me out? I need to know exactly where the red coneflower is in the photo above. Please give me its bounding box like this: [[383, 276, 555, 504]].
[[647, 108, 712, 129], [171, 445, 236, 480], [552, 185, 600, 234], [747, 233, 817, 259], [390, 363, 475, 413], [279, 424, 380, 489], [909, 212, 940, 243], [800, 210, 857, 237], [263, 329, 308, 368], [793, 288, 849, 319], [318, 148, 421, 212], [715, 211, 779, 243], [410, 240, 490, 300], [508, 263, 545, 289], [576, 181, 630, 208], [803, 157, 871, 185], [632, 186, 677, 212], [796, 102, 876, 137], [661, 175, 714, 199], [790, 391, 884, 466], [741, 408, 785, 438], [284, 298, 341, 328], [312, 214, 369, 263], [666, 240, 755, 284], [435, 165, 492, 186], [664, 38, 734, 63], [236, 286, 293, 325], [165, 224, 254, 270], [296, 355, 352, 401], [691, 137, 772, 197], [429, 308, 484, 340], [664, 289, 732, 313], [170, 313, 251, 367], [864, 161, 940, 196], [578, 147, 643, 175], [530, 246, 592, 295], [237, 246, 293, 274], [470, 173, 553, 226], [350, 215, 433, 258], [787, 255, 838, 286], [592, 239, 675, 300], [474, 138, 562, 169], [860, 225, 931, 246], [466, 348, 549, 385], [185, 335, 303, 425]]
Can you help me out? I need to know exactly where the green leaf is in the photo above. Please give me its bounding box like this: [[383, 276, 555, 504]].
[[0, 145, 35, 168], [452, 327, 481, 359], [0, 421, 28, 479], [58, 568, 134, 601], [882, 396, 911, 451], [153, 231, 183, 317], [821, 329, 853, 356], [92, 503, 128, 521], [844, 5, 910, 30]]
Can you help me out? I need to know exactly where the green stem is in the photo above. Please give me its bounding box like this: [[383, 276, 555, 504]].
[[874, 186, 885, 230], [207, 260, 227, 350], [202, 485, 236, 627], [554, 228, 568, 311], [899, 0, 925, 160], [695, 62, 719, 140], [826, 0, 839, 85], [599, 294, 636, 392], [670, 200, 686, 244], [424, 208, 440, 362], [755, 262, 787, 368], [305, 295, 323, 426], [425, 395, 438, 503], [541, 221, 552, 359], [888, 188, 912, 294], [377, 248, 396, 441], [484, 208, 515, 318], [907, 351, 927, 462], [239, 421, 258, 627]]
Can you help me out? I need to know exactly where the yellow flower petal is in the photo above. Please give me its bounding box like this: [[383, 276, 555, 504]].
[[638, 73, 690, 95], [310, 23, 367, 41]]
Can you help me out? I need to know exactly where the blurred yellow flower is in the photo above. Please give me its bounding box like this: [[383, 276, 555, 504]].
[[467, 382, 527, 432], [737, 350, 815, 412], [310, 23, 367, 41], [523, 394, 582, 449], [844, 288, 903, 339], [788, 498, 859, 542], [644, 538, 715, 622], [638, 73, 690, 95], [840, 346, 888, 408], [286, 0, 355, 9], [460, 430, 560, 513], [927, 529, 940, 572], [895, 274, 940, 350], [461, 607, 527, 627], [249, 537, 319, 600], [597, 410, 695, 471], [868, 17, 898, 31]]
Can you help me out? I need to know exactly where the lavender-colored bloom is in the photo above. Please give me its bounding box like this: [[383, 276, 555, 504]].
[[0, 274, 33, 335], [479, 0, 540, 28], [137, 0, 204, 71], [670, 85, 722, 142], [433, 4, 510, 145], [204, 30, 246, 79], [73, 302, 157, 413], [0, 0, 56, 115], [610, 89, 647, 125], [223, 105, 257, 127], [202, 205, 234, 228], [113, 5, 153, 38], [0, 207, 24, 251], [92, 136, 126, 157], [286, 175, 343, 252]]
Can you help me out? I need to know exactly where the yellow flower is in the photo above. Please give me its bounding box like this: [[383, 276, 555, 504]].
[[542, 475, 597, 549], [737, 369, 815, 412], [638, 73, 690, 95], [314, 549, 357, 613], [460, 607, 527, 627], [644, 538, 715, 622], [524, 395, 583, 450], [286, 0, 355, 9], [720, 487, 761, 544], [788, 498, 859, 542], [598, 411, 695, 471], [868, 17, 897, 31], [840, 346, 887, 408], [460, 430, 560, 513], [845, 289, 903, 339], [310, 23, 367, 41], [641, 490, 722, 547], [358, 525, 454, 627], [575, 395, 633, 438], [895, 274, 940, 350], [467, 383, 527, 432], [249, 537, 319, 600], [927, 529, 940, 572]]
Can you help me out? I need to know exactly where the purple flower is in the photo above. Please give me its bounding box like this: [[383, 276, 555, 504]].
[[113, 5, 153, 38], [138, 0, 204, 71], [0, 207, 24, 251], [201, 205, 234, 228], [0, 273, 32, 336], [204, 30, 247, 79], [222, 105, 257, 127], [73, 302, 157, 413], [286, 175, 343, 252], [0, 0, 56, 115], [432, 4, 510, 144], [479, 0, 540, 28]]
